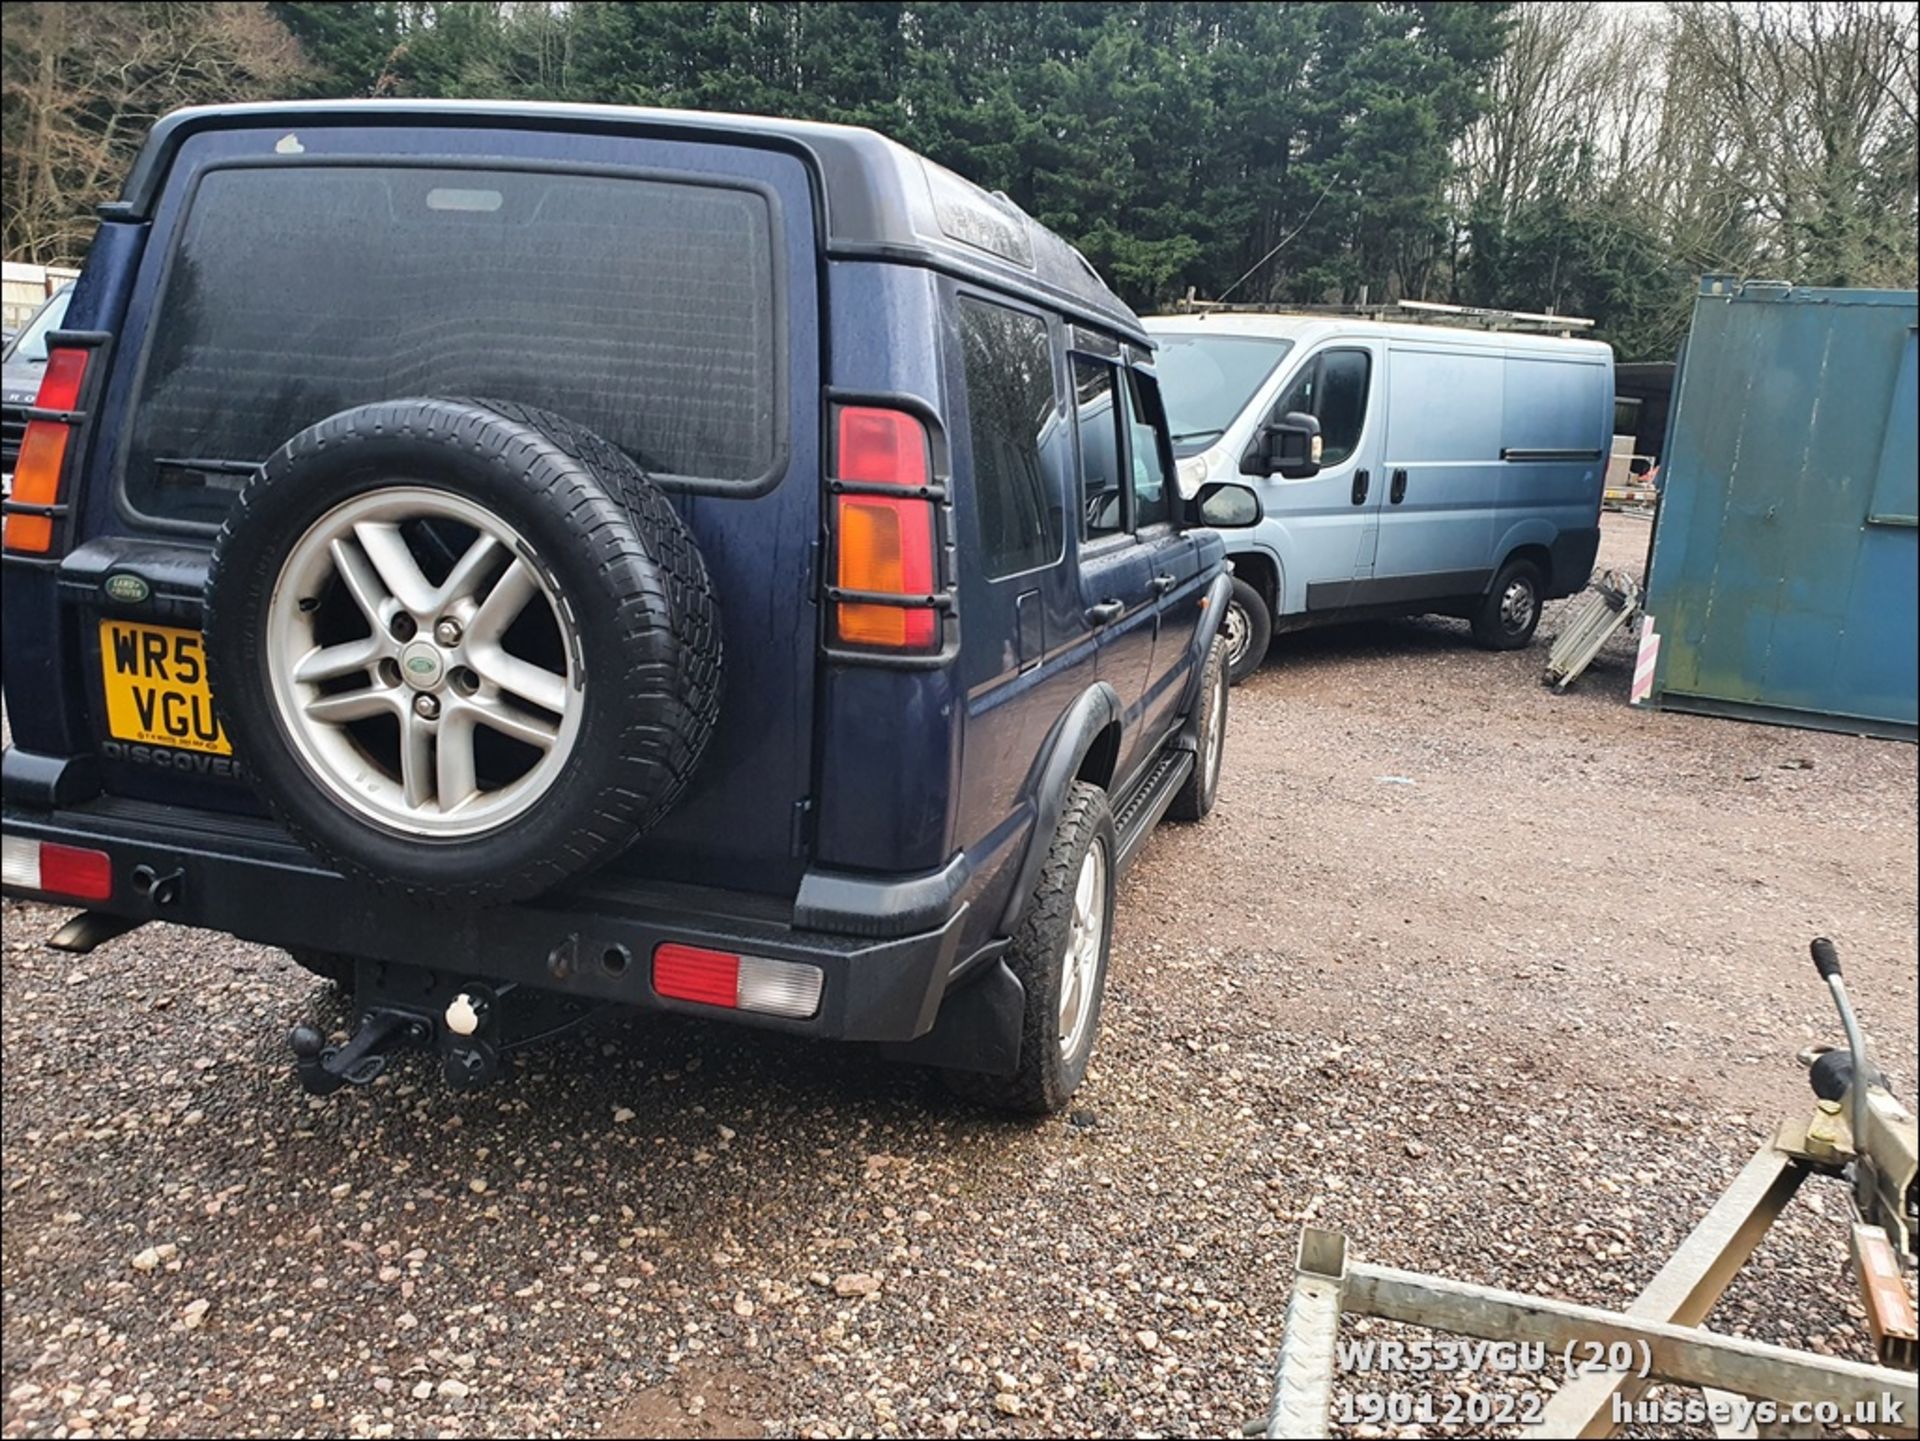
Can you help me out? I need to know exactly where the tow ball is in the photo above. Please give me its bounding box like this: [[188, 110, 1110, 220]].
[[288, 965, 510, 1095]]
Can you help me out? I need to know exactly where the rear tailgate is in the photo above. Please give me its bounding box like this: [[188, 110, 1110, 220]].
[[2, 117, 823, 896]]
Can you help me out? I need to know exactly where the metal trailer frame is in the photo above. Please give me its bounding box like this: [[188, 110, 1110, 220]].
[[1259, 943, 1919, 1439]]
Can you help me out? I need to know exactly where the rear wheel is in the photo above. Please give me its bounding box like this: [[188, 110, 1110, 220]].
[[1222, 576, 1272, 685], [1471, 558, 1544, 651], [944, 781, 1115, 1115]]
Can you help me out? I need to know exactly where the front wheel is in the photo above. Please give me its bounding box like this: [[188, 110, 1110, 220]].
[[1223, 576, 1273, 685], [1471, 559, 1544, 651], [944, 781, 1116, 1115]]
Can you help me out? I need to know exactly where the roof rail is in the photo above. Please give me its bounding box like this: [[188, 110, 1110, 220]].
[[1173, 292, 1595, 336]]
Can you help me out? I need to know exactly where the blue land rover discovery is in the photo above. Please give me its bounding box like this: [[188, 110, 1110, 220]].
[[0, 101, 1233, 1114]]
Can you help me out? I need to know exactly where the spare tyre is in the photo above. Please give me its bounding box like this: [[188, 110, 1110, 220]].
[[205, 398, 721, 906]]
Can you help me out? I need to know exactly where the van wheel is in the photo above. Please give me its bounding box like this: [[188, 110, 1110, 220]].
[[1169, 638, 1228, 822], [1223, 576, 1272, 684], [944, 781, 1115, 1116], [1472, 559, 1544, 650]]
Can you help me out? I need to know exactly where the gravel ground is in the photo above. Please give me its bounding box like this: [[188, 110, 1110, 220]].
[[4, 512, 1915, 1440]]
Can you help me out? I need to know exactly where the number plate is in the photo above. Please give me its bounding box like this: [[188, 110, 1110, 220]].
[[98, 620, 231, 755]]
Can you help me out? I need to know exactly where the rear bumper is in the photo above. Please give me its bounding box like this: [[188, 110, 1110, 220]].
[[1, 791, 979, 1045]]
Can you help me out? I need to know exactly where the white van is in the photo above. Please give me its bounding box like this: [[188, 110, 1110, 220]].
[[1147, 312, 1614, 682]]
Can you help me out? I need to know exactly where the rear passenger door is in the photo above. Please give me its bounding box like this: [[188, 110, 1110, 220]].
[[1072, 349, 1163, 787]]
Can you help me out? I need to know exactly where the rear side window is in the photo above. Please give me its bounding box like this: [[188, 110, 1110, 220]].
[[957, 298, 1066, 578], [125, 165, 782, 524]]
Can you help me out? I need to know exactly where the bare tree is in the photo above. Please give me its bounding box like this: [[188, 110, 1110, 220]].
[[2, 2, 310, 264], [1664, 0, 1919, 286]]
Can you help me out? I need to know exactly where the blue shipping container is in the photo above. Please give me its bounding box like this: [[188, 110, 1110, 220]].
[[1642, 277, 1918, 740]]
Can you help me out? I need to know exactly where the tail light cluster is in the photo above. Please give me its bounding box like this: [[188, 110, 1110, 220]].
[[1, 835, 112, 902], [3, 344, 94, 556], [652, 942, 823, 1019], [827, 405, 944, 653]]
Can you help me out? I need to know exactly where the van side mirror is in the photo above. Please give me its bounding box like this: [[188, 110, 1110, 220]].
[[1241, 411, 1322, 479], [1195, 482, 1262, 528]]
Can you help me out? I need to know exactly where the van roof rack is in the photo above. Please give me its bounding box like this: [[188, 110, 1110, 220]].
[[1173, 292, 1595, 336]]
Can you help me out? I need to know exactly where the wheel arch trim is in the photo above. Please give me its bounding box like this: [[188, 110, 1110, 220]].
[[995, 681, 1122, 935]]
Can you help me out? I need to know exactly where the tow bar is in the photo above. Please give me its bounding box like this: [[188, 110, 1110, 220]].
[[288, 959, 596, 1094]]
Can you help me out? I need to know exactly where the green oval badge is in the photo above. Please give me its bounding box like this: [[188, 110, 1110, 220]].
[[103, 573, 151, 604], [405, 655, 437, 677]]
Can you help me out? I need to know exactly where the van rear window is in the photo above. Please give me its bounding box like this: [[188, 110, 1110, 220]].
[[125, 164, 780, 523]]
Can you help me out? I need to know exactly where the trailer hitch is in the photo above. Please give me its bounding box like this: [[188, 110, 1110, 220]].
[[290, 1010, 422, 1094], [286, 962, 596, 1095]]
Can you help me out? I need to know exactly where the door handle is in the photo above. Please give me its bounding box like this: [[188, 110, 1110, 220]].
[[1390, 468, 1408, 504], [1351, 469, 1370, 506], [1150, 573, 1176, 596], [1086, 599, 1125, 626]]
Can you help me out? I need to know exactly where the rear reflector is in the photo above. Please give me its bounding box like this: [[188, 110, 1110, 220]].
[[652, 942, 823, 1019], [1, 835, 112, 902], [652, 943, 739, 1008]]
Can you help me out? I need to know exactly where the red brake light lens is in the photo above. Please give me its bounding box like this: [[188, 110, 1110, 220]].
[[653, 943, 740, 1008], [39, 843, 114, 902], [836, 406, 929, 488], [36, 347, 90, 412]]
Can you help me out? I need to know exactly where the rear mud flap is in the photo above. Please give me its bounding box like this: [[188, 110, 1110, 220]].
[[880, 958, 1026, 1077]]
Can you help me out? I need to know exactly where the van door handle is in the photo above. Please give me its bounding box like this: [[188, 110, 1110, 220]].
[[1086, 600, 1125, 626], [1390, 468, 1409, 504], [1150, 574, 1176, 596], [1351, 470, 1369, 506]]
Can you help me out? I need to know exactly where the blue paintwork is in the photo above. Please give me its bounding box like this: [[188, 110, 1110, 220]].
[[1146, 316, 1613, 615], [1645, 278, 1918, 738], [3, 110, 1226, 945]]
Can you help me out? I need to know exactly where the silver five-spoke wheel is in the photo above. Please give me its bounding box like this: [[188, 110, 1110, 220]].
[[1057, 841, 1108, 1059], [266, 487, 581, 837]]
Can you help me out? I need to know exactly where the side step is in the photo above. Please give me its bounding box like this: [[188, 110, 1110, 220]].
[[1112, 745, 1193, 871]]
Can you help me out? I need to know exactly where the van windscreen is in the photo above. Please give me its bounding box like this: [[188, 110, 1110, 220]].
[[1153, 334, 1293, 457], [124, 164, 780, 524]]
